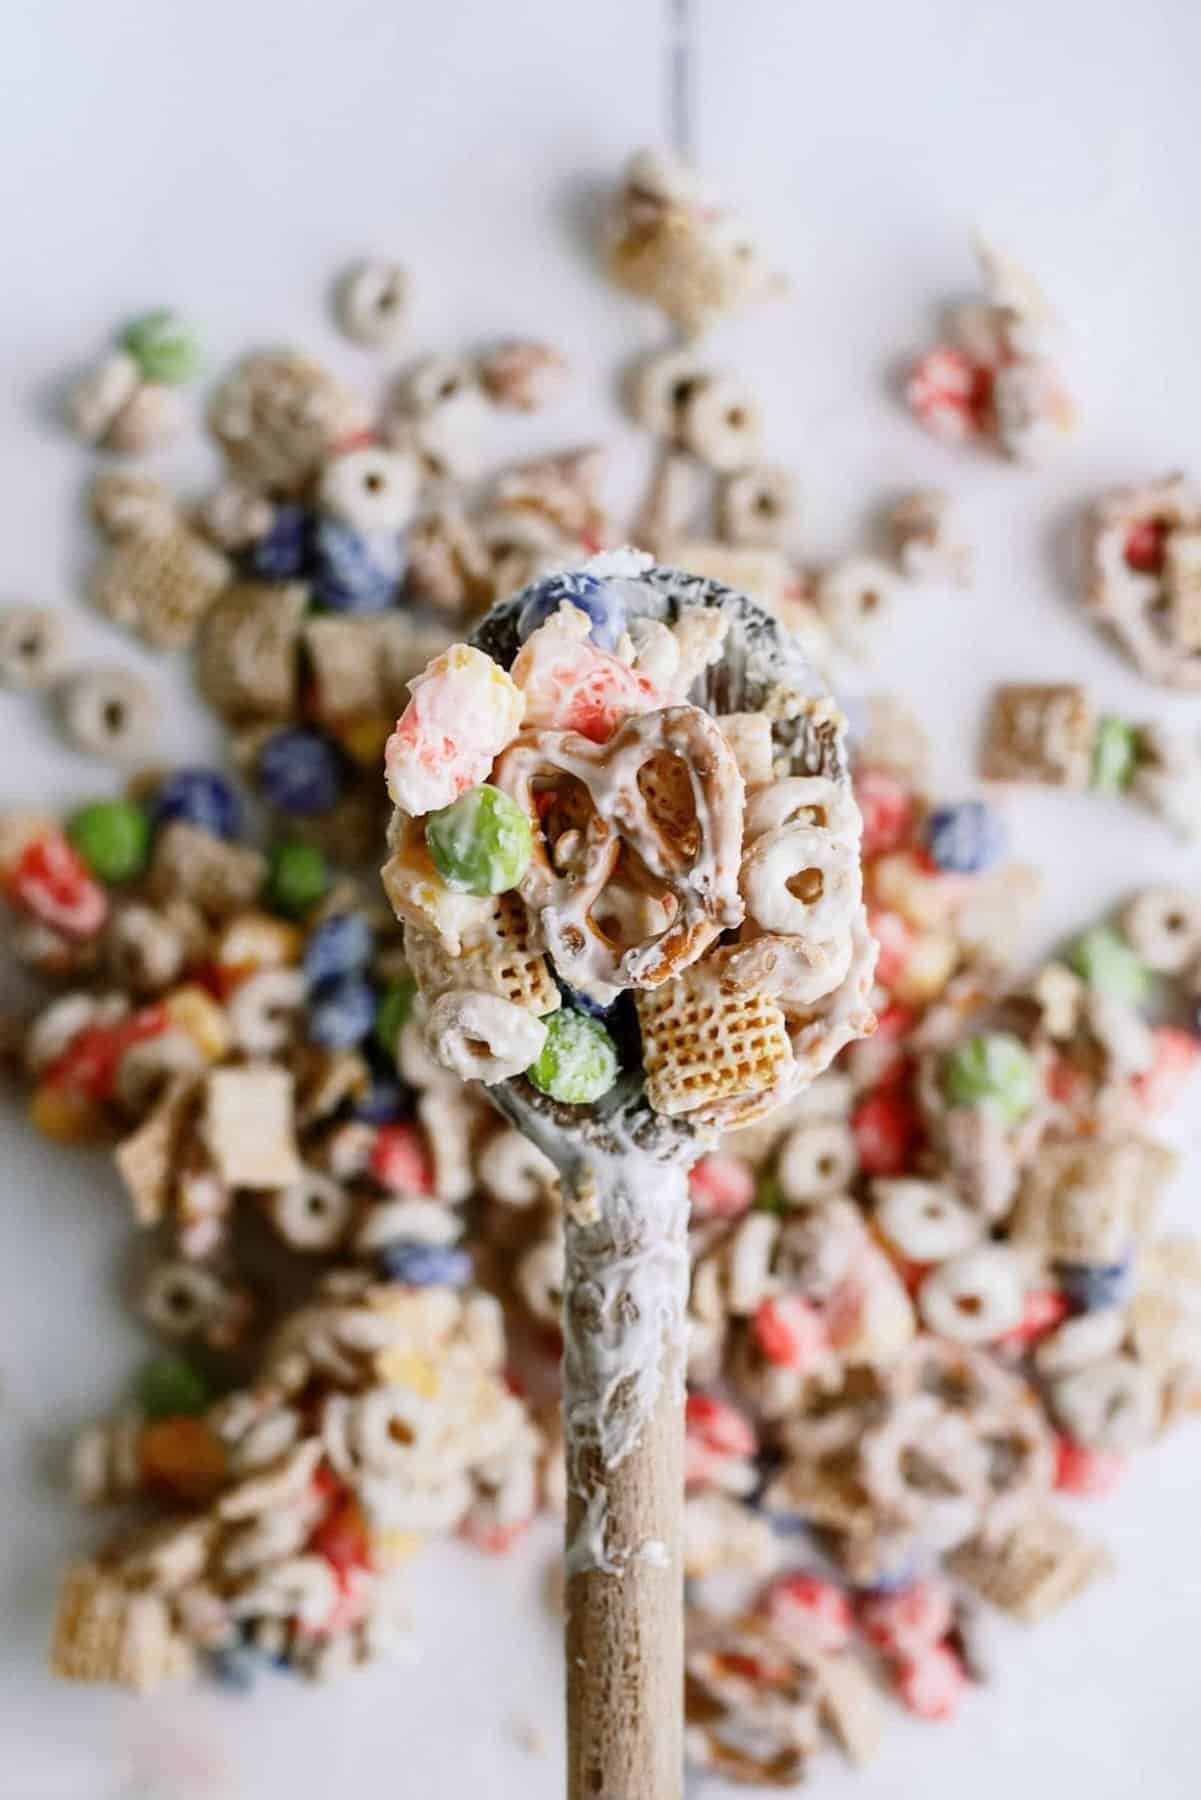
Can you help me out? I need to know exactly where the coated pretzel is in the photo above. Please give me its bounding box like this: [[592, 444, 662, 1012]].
[[493, 702, 744, 1002]]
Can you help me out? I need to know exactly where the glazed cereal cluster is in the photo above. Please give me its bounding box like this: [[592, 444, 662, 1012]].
[[1, 144, 1200, 1785]]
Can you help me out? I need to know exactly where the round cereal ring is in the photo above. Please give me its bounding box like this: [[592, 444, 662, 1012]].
[[334, 259, 410, 347], [114, 1029, 204, 1115], [814, 556, 900, 660], [744, 775, 860, 845], [776, 1119, 856, 1203], [478, 1127, 558, 1207], [425, 988, 547, 1085], [139, 1260, 231, 1340], [719, 465, 799, 548], [872, 1178, 982, 1265], [516, 1234, 565, 1327], [1120, 886, 1201, 974], [57, 669, 158, 762], [349, 1386, 435, 1474], [227, 968, 307, 1056], [679, 373, 763, 472], [740, 822, 860, 941], [317, 445, 420, 536], [918, 1245, 1025, 1345], [626, 347, 713, 438], [860, 1392, 989, 1538], [0, 606, 67, 690], [268, 1170, 356, 1252], [1049, 1355, 1158, 1452]]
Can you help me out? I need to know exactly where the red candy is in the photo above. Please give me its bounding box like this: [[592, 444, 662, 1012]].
[[1123, 518, 1168, 575], [758, 1573, 852, 1654], [994, 1286, 1070, 1353], [689, 1153, 755, 1221], [905, 348, 990, 444], [685, 1391, 757, 1488], [1054, 1436, 1126, 1497], [860, 1577, 954, 1660], [856, 769, 914, 857], [310, 1492, 373, 1576], [894, 1644, 967, 1721], [369, 1122, 434, 1195], [867, 909, 917, 989], [852, 1090, 920, 1176], [1132, 1027, 1200, 1118], [44, 1004, 167, 1103], [7, 830, 107, 940], [752, 1294, 827, 1370]]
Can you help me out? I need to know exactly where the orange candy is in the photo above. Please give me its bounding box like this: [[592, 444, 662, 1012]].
[[138, 1417, 227, 1504]]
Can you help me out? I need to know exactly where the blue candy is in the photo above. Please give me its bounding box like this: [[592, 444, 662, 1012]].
[[152, 768, 241, 839], [516, 570, 625, 651], [257, 729, 342, 816], [243, 504, 311, 581], [310, 517, 402, 614], [303, 912, 374, 985], [925, 800, 1006, 874], [307, 972, 377, 1048], [207, 1644, 258, 1692], [1057, 1258, 1133, 1313], [376, 1241, 472, 1287], [351, 1071, 405, 1124]]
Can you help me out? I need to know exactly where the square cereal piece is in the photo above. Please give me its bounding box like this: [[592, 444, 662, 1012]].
[[149, 821, 266, 918], [51, 1561, 194, 1691], [981, 683, 1094, 789], [1163, 528, 1201, 652], [718, 712, 774, 789], [202, 1063, 302, 1189], [637, 971, 793, 1118], [948, 1512, 1114, 1624], [1009, 1133, 1173, 1263], [404, 892, 560, 1017]]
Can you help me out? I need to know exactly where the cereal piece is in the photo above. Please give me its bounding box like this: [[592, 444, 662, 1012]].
[[1009, 1135, 1170, 1263], [627, 348, 713, 438], [149, 823, 266, 918], [90, 514, 231, 651], [818, 1652, 884, 1766], [889, 490, 973, 586], [720, 465, 798, 549], [776, 1119, 856, 1203], [636, 965, 794, 1118], [334, 259, 410, 346], [384, 643, 524, 816], [947, 1512, 1114, 1623], [202, 1064, 302, 1188], [679, 373, 762, 472], [493, 446, 609, 544], [194, 580, 307, 724], [1085, 475, 1201, 688], [65, 351, 140, 444], [873, 1178, 981, 1263], [424, 988, 547, 1085], [209, 351, 365, 494], [981, 684, 1094, 788], [56, 669, 158, 762], [918, 1245, 1026, 1345], [268, 1169, 356, 1253], [404, 892, 560, 1017], [992, 357, 1074, 465], [0, 605, 67, 690], [478, 341, 569, 413], [906, 348, 984, 443], [815, 556, 900, 660], [51, 1563, 193, 1691], [718, 713, 774, 789], [1121, 886, 1201, 974], [1049, 1355, 1158, 1452], [113, 1076, 200, 1225], [319, 446, 419, 538], [508, 601, 665, 742], [387, 357, 489, 484], [740, 821, 861, 942]]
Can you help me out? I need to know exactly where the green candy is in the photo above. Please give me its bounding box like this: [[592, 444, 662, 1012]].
[[66, 798, 150, 883], [425, 784, 533, 897], [375, 977, 417, 1058], [943, 1031, 1038, 1127], [1091, 715, 1138, 792], [136, 1355, 210, 1420], [1068, 926, 1150, 1004], [119, 309, 202, 385], [754, 1169, 787, 1215], [527, 1008, 619, 1105], [266, 840, 330, 917]]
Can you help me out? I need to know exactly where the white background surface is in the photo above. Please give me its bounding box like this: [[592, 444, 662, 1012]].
[[1, 2, 1199, 1795]]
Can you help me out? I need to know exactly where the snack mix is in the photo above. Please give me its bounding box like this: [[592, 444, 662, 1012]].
[[3, 147, 1199, 1789]]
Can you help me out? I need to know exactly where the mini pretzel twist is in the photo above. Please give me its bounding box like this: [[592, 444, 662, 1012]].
[[493, 703, 745, 1003]]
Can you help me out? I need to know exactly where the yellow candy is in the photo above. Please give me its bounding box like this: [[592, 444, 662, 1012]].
[[333, 714, 393, 768], [30, 1082, 109, 1145], [163, 985, 233, 1061], [214, 910, 302, 971]]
